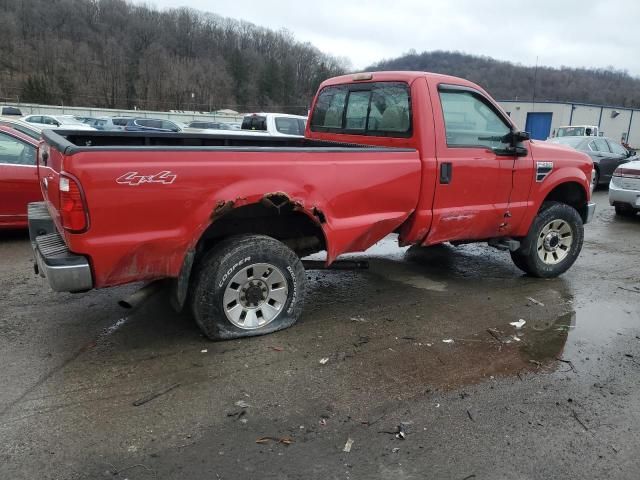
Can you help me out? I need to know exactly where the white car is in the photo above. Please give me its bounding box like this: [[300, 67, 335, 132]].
[[609, 160, 640, 216], [22, 114, 96, 131], [241, 113, 307, 137]]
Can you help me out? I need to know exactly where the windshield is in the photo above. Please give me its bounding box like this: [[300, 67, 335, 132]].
[[557, 127, 585, 137]]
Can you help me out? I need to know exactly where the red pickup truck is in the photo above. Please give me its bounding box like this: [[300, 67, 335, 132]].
[[30, 71, 595, 340]]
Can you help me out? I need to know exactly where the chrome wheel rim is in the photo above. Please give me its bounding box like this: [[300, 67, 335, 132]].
[[536, 219, 573, 265], [223, 263, 288, 329]]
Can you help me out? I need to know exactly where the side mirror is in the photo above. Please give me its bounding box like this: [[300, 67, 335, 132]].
[[513, 131, 530, 142]]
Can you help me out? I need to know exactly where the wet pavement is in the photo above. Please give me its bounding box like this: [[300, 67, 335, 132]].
[[1, 190, 639, 479]]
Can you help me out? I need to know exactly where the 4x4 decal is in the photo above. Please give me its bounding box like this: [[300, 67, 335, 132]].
[[116, 171, 176, 186]]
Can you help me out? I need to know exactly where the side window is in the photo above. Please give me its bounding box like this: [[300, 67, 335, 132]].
[[0, 132, 36, 165], [310, 82, 410, 137], [275, 117, 302, 135], [588, 140, 598, 151], [112, 119, 128, 126], [162, 120, 178, 131], [311, 86, 347, 129], [593, 138, 610, 152], [27, 116, 41, 124], [439, 89, 511, 149], [42, 116, 57, 125], [608, 140, 627, 155], [297, 118, 306, 133]]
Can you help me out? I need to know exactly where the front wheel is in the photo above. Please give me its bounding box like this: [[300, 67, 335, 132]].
[[191, 234, 305, 340], [510, 202, 584, 278]]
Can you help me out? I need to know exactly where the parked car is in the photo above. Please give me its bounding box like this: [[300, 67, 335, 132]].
[[1, 106, 23, 116], [0, 125, 41, 229], [185, 121, 233, 130], [75, 116, 100, 125], [551, 125, 600, 138], [22, 114, 96, 131], [0, 117, 42, 141], [30, 71, 595, 341], [547, 136, 635, 188], [241, 113, 307, 137], [609, 160, 640, 216], [91, 117, 132, 131], [121, 118, 182, 132]]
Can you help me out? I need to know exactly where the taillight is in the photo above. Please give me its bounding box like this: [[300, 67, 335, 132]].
[[614, 168, 640, 178], [59, 175, 88, 232]]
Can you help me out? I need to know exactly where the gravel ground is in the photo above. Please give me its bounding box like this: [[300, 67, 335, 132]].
[[1, 190, 639, 479]]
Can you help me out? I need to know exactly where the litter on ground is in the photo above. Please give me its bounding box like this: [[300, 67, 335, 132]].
[[510, 319, 526, 329], [343, 438, 354, 452]]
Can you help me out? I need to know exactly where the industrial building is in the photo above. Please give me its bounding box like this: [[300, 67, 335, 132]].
[[499, 100, 640, 147]]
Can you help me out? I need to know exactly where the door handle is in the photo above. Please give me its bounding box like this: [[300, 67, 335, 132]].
[[440, 162, 452, 184]]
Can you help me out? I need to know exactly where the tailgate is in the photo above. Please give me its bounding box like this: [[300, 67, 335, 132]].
[[38, 134, 66, 232]]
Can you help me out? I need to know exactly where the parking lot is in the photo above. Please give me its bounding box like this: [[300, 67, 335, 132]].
[[1, 190, 639, 479]]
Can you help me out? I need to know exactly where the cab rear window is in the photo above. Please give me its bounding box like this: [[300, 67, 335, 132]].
[[242, 116, 267, 131], [310, 82, 411, 137]]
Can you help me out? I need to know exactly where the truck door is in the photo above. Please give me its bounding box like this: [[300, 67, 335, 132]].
[[424, 84, 517, 245]]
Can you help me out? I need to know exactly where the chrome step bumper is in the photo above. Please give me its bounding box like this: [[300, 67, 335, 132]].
[[28, 202, 93, 292]]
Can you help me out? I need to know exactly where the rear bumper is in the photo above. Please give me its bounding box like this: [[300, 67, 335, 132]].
[[609, 181, 640, 209], [584, 202, 596, 224], [28, 202, 93, 292]]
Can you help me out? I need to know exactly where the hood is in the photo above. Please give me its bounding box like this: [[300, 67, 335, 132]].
[[529, 139, 592, 168]]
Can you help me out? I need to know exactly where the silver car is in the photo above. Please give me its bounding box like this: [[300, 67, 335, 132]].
[[609, 160, 640, 216]]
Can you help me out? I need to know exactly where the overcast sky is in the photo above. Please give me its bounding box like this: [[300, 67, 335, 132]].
[[139, 0, 640, 76]]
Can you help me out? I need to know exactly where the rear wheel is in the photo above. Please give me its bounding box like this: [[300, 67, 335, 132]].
[[510, 202, 584, 278], [191, 234, 305, 340]]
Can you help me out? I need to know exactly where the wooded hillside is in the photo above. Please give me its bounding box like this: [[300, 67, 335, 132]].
[[371, 50, 640, 108], [0, 0, 346, 113]]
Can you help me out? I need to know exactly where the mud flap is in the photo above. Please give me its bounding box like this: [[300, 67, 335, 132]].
[[170, 249, 195, 312]]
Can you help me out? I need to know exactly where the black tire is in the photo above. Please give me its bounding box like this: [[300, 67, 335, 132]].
[[510, 202, 584, 278], [509, 250, 529, 273], [615, 205, 637, 217], [190, 234, 305, 340]]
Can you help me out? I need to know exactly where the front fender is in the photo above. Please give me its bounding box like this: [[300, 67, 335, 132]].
[[514, 165, 591, 237]]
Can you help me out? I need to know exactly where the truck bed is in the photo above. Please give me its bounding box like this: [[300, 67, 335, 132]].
[[43, 130, 400, 154], [38, 128, 422, 288]]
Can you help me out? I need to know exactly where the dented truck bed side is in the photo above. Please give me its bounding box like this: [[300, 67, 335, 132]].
[[38, 133, 421, 288]]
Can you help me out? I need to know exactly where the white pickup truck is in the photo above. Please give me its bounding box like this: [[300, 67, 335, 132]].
[[552, 125, 600, 138], [241, 113, 307, 137]]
